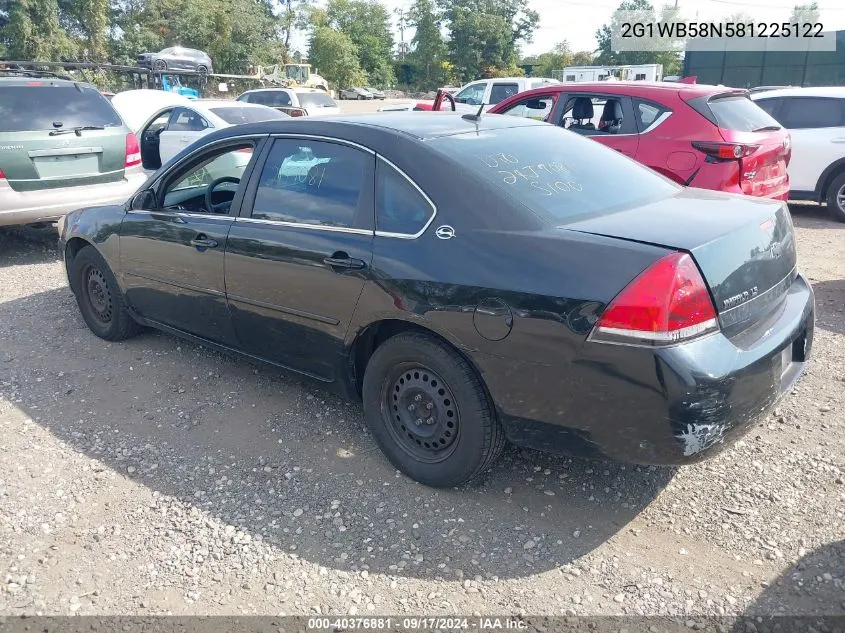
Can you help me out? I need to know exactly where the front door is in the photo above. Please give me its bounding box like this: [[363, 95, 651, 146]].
[[557, 93, 640, 158], [120, 139, 263, 346], [225, 137, 375, 381], [158, 106, 212, 164]]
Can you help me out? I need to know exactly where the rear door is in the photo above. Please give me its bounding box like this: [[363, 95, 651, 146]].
[[0, 81, 128, 193], [764, 96, 845, 193], [224, 136, 375, 380], [120, 138, 264, 344], [556, 92, 640, 158], [158, 106, 213, 164]]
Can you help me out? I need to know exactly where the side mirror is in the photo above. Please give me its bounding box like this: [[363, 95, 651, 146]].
[[130, 189, 156, 211]]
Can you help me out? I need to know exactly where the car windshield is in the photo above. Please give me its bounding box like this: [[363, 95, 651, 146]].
[[429, 125, 679, 225], [296, 91, 337, 108], [209, 106, 289, 124], [707, 94, 781, 132], [0, 84, 123, 132]]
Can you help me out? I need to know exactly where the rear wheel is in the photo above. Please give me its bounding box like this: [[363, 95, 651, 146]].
[[825, 172, 845, 223], [71, 245, 140, 341], [362, 332, 505, 487], [197, 65, 208, 75]]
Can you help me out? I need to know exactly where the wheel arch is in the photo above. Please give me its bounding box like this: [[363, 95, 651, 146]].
[[63, 236, 94, 292], [815, 158, 845, 201], [346, 318, 490, 402]]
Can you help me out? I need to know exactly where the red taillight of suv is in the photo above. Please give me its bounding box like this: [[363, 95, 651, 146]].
[[692, 141, 760, 160], [125, 133, 142, 168], [0, 169, 5, 180], [589, 252, 719, 346]]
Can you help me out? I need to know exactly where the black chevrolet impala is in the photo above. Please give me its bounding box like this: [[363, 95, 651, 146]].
[[58, 112, 815, 487]]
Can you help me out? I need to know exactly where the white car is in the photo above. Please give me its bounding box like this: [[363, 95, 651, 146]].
[[379, 77, 560, 113], [751, 86, 845, 222], [111, 90, 289, 172], [236, 88, 341, 117]]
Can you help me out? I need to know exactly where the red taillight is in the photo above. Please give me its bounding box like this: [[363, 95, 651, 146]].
[[236, 147, 253, 154], [288, 108, 307, 117], [589, 252, 719, 346], [692, 141, 759, 160], [0, 169, 5, 180], [125, 133, 141, 168]]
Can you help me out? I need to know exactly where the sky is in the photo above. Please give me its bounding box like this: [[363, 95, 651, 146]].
[[292, 0, 845, 60]]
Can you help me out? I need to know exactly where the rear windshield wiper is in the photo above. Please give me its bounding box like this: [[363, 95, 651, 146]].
[[752, 125, 781, 132], [49, 125, 106, 136]]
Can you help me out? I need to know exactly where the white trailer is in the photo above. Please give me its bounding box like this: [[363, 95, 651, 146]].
[[558, 64, 663, 83]]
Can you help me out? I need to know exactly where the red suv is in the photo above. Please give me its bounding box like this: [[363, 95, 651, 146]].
[[482, 82, 791, 200]]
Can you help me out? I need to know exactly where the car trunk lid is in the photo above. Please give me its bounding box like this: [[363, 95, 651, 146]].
[[565, 189, 797, 335], [0, 82, 127, 193]]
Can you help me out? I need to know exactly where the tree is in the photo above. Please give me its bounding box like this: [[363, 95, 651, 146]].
[[0, 0, 76, 60], [438, 0, 539, 82], [308, 25, 367, 87], [571, 50, 594, 65], [407, 0, 447, 89], [281, 0, 311, 57], [789, 2, 820, 23], [530, 41, 572, 78], [595, 0, 681, 75]]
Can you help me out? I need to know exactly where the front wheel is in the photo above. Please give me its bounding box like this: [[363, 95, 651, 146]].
[[71, 245, 140, 341], [152, 59, 167, 72], [362, 332, 505, 487], [825, 172, 845, 222]]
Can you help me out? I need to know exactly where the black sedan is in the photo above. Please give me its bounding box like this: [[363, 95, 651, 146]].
[[137, 46, 213, 74], [58, 113, 815, 488]]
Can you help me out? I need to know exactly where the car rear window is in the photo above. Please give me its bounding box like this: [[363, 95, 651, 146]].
[[0, 84, 123, 133], [696, 94, 781, 132], [430, 125, 679, 225], [209, 106, 289, 124], [296, 91, 337, 108], [245, 91, 292, 107]]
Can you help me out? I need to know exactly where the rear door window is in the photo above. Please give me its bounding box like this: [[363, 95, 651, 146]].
[[250, 139, 372, 229], [375, 159, 435, 236], [753, 97, 783, 119], [167, 107, 210, 132], [777, 97, 845, 129], [560, 95, 637, 136], [489, 83, 519, 105], [0, 83, 123, 132]]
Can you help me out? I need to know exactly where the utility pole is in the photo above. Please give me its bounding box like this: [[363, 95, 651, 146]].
[[395, 7, 407, 60]]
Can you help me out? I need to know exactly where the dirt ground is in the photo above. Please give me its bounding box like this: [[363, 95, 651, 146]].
[[0, 203, 843, 618]]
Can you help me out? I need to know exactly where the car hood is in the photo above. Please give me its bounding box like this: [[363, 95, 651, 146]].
[[111, 89, 194, 134]]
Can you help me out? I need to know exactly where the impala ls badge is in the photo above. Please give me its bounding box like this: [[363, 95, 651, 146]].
[[435, 225, 456, 240], [723, 286, 758, 309]]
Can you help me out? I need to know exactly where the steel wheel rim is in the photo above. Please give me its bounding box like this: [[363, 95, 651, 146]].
[[84, 265, 113, 324], [836, 184, 845, 211], [382, 364, 460, 463]]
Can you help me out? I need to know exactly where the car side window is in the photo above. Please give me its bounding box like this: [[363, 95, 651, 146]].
[[376, 159, 435, 236], [498, 95, 556, 121], [560, 95, 636, 136], [168, 107, 210, 132], [632, 99, 670, 132], [148, 110, 172, 133], [778, 97, 845, 129], [153, 143, 255, 214], [251, 139, 371, 228], [489, 83, 519, 105], [455, 82, 486, 106]]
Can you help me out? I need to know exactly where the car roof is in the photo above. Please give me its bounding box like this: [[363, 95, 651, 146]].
[[517, 80, 741, 98], [240, 87, 292, 93], [750, 86, 845, 99], [201, 111, 547, 142], [0, 76, 96, 89]]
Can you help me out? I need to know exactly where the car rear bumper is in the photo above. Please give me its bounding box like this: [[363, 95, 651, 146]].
[[0, 172, 146, 227], [478, 273, 815, 465]]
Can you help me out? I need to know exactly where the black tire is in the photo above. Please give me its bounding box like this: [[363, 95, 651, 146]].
[[825, 172, 845, 223], [152, 59, 167, 72], [197, 65, 208, 75], [358, 94, 365, 100], [362, 332, 505, 487], [70, 245, 140, 341]]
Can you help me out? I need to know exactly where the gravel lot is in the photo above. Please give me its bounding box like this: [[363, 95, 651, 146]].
[[0, 203, 843, 618]]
